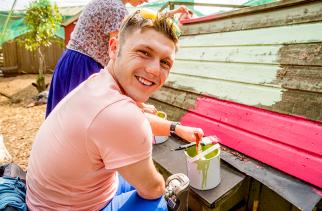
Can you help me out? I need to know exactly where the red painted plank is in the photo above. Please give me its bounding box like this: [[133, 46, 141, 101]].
[[183, 97, 321, 156], [180, 97, 322, 188]]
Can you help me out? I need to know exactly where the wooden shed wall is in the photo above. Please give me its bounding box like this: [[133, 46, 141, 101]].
[[2, 36, 64, 74], [150, 0, 322, 122], [64, 23, 76, 46]]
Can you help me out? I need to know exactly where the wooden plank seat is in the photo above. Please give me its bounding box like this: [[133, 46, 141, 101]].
[[220, 146, 321, 211]]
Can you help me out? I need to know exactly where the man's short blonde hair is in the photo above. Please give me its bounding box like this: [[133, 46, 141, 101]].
[[118, 10, 180, 49]]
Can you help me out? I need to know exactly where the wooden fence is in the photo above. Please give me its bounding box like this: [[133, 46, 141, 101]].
[[2, 36, 64, 74]]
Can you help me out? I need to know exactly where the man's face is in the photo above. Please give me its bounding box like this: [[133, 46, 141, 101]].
[[110, 28, 176, 103]]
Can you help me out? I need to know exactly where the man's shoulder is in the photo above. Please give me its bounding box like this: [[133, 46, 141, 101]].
[[103, 99, 145, 123], [89, 99, 151, 140]]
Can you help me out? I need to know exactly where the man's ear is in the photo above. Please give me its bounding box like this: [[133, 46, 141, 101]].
[[109, 37, 119, 60]]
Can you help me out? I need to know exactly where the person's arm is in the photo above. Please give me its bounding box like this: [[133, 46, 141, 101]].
[[88, 101, 164, 199], [145, 113, 204, 142], [117, 157, 165, 199], [137, 102, 157, 114], [165, 6, 191, 18]]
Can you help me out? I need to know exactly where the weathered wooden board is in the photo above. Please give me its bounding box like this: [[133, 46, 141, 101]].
[[152, 86, 197, 107], [180, 22, 322, 47], [275, 65, 322, 93], [173, 61, 278, 85], [152, 85, 322, 122], [166, 73, 283, 106], [2, 41, 18, 67], [221, 147, 321, 211], [260, 186, 293, 211], [176, 45, 280, 64], [177, 43, 322, 66], [181, 0, 322, 35], [278, 43, 322, 66], [173, 62, 322, 94], [16, 44, 38, 73], [266, 89, 322, 122]]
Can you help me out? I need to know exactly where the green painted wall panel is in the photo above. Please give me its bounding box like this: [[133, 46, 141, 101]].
[[176, 45, 280, 64], [166, 74, 283, 106], [172, 60, 279, 85], [181, 1, 322, 35], [180, 22, 322, 47]]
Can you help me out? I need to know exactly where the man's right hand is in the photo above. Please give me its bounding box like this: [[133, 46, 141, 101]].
[[137, 102, 157, 114], [168, 6, 190, 17], [175, 125, 204, 143]]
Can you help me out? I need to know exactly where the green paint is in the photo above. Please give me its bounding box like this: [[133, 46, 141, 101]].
[[167, 74, 282, 106], [156, 111, 166, 119], [197, 158, 210, 189], [186, 144, 219, 189]]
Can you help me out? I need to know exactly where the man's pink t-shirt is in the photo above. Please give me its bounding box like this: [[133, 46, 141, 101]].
[[26, 69, 152, 210]]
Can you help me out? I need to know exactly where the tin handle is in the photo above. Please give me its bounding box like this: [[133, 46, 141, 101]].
[[189, 144, 220, 163]]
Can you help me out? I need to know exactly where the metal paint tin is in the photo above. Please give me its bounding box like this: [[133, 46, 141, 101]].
[[184, 144, 221, 190]]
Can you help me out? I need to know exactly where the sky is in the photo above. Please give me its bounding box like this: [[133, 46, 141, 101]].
[[0, 0, 249, 13]]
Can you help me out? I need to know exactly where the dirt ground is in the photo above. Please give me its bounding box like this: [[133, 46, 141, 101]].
[[0, 74, 52, 170]]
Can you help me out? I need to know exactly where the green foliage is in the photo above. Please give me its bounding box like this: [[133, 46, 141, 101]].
[[22, 0, 62, 51]]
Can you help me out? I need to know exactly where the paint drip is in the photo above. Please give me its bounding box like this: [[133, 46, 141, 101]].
[[185, 144, 219, 190], [197, 158, 210, 189]]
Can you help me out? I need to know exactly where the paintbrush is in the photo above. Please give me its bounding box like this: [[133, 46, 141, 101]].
[[171, 142, 196, 151], [171, 136, 220, 151], [194, 132, 202, 155]]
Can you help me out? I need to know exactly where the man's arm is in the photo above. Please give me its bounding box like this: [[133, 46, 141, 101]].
[[165, 6, 191, 18], [137, 102, 157, 114], [117, 157, 165, 199], [145, 113, 204, 142], [89, 103, 164, 199]]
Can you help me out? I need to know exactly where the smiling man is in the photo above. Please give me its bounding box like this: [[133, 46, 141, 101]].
[[26, 11, 202, 211]]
